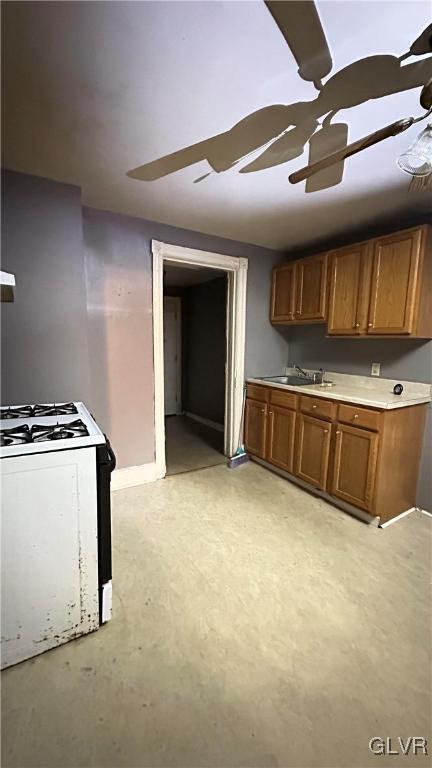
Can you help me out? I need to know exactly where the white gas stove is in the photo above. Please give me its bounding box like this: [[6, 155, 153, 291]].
[[0, 401, 105, 457], [1, 401, 115, 669]]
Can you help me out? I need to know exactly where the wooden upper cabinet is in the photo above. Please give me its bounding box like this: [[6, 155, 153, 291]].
[[295, 253, 328, 321], [271, 253, 328, 324], [271, 263, 296, 322], [294, 414, 331, 490], [367, 228, 423, 335], [244, 399, 267, 459], [327, 244, 370, 335], [270, 224, 430, 336], [331, 424, 379, 512], [266, 405, 296, 473]]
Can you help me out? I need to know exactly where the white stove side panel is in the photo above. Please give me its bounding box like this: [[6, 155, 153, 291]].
[[1, 447, 99, 669]]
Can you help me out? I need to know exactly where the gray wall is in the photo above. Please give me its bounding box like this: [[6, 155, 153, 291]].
[[182, 276, 226, 425], [1, 170, 91, 405], [1, 170, 288, 468], [287, 325, 431, 383]]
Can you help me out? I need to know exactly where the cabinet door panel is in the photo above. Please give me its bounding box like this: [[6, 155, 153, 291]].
[[267, 406, 296, 473], [271, 264, 296, 322], [245, 399, 267, 458], [327, 245, 368, 334], [367, 229, 422, 334], [295, 254, 328, 321], [294, 414, 331, 490], [331, 424, 378, 512]]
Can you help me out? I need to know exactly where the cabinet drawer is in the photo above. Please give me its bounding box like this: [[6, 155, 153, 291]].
[[269, 388, 297, 410], [300, 396, 336, 421], [338, 403, 381, 431], [246, 384, 269, 403]]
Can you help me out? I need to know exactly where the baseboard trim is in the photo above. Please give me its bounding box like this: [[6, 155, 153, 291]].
[[420, 508, 432, 518], [183, 411, 224, 433], [379, 507, 416, 528], [111, 461, 158, 491]]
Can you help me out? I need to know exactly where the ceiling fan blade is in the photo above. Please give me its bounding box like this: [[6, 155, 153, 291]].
[[265, 0, 333, 89], [305, 122, 349, 193], [408, 23, 432, 56], [289, 118, 414, 184]]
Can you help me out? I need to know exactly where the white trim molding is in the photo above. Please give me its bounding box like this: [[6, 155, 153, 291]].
[[379, 507, 417, 528], [111, 462, 158, 491], [152, 240, 248, 480]]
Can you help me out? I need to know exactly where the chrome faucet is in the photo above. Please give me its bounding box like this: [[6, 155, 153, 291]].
[[293, 364, 325, 383], [294, 363, 309, 377]]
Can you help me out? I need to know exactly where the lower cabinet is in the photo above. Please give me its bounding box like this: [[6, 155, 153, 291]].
[[245, 384, 427, 524], [294, 414, 331, 490], [331, 423, 378, 512], [266, 405, 296, 473], [244, 398, 267, 458]]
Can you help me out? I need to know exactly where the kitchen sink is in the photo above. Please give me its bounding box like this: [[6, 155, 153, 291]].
[[260, 375, 316, 386]]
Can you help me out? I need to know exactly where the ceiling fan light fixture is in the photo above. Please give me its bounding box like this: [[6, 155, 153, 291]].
[[397, 124, 432, 177]]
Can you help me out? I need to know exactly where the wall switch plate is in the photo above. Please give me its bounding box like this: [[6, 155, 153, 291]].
[[371, 362, 381, 377]]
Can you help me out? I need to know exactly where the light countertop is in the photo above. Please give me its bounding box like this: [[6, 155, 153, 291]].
[[246, 371, 431, 410]]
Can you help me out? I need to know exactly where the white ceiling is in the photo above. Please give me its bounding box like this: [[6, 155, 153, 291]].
[[2, 1, 432, 250]]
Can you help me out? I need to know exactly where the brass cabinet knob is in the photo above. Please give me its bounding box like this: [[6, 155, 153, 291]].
[[312, 404, 317, 409], [353, 414, 359, 419], [324, 429, 329, 434], [336, 430, 341, 435], [261, 409, 265, 413], [269, 411, 273, 415], [353, 323, 360, 328], [368, 323, 373, 327]]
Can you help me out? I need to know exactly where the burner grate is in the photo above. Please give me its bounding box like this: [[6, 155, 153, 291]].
[[0, 406, 33, 420], [31, 419, 89, 442], [0, 403, 79, 420], [32, 403, 78, 418], [0, 425, 32, 446]]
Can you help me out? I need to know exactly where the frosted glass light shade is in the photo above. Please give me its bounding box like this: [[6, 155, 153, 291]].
[[397, 124, 432, 177]]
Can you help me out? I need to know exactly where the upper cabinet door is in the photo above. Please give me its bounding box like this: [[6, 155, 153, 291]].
[[327, 244, 370, 335], [271, 263, 296, 322], [295, 253, 328, 321], [367, 229, 423, 335]]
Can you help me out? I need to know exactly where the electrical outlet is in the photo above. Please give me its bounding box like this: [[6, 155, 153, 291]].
[[371, 362, 381, 377]]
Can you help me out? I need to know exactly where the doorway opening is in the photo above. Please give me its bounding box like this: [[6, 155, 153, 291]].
[[152, 241, 248, 480], [163, 266, 226, 475]]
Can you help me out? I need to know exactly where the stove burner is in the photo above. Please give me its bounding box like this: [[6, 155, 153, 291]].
[[0, 403, 78, 420], [32, 403, 78, 418], [0, 406, 33, 420], [31, 419, 89, 442], [0, 425, 32, 446]]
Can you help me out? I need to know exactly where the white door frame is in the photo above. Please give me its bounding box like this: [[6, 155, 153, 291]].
[[163, 296, 182, 415], [152, 240, 248, 480]]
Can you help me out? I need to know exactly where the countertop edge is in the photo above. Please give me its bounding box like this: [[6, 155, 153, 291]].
[[246, 378, 431, 410]]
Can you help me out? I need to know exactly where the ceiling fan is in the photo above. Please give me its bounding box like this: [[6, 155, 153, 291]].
[[128, 3, 432, 192], [288, 78, 432, 185]]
